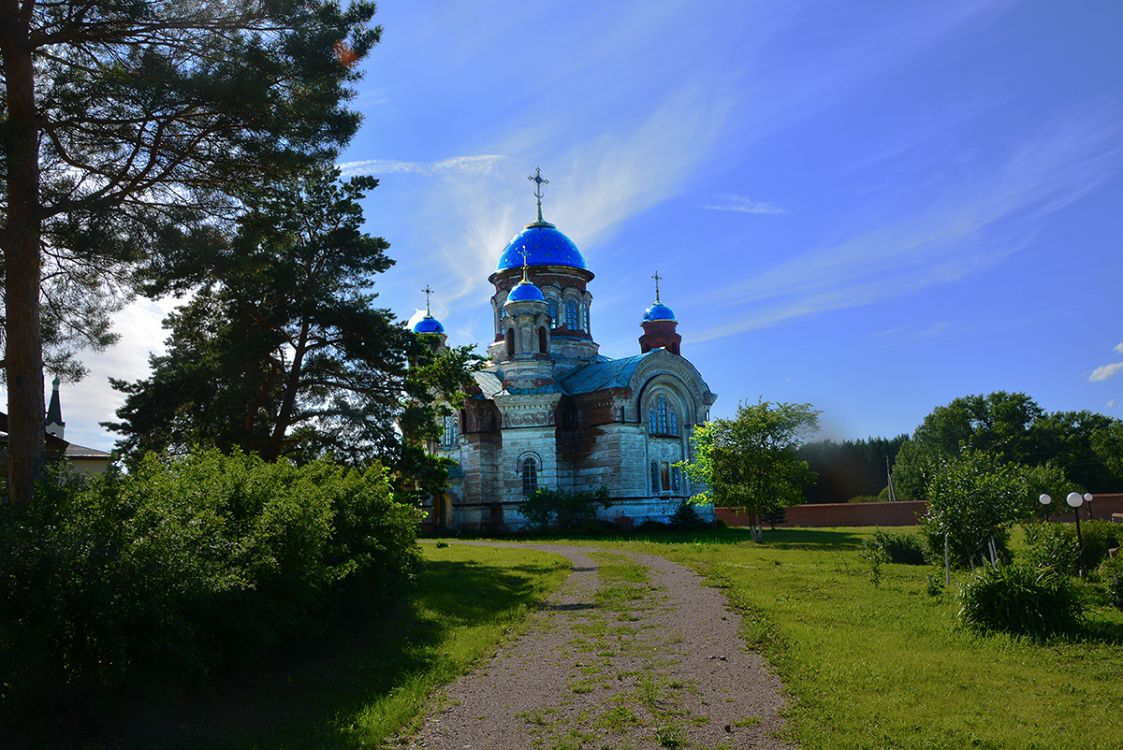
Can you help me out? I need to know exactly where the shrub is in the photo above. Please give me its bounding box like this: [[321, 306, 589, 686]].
[[1023, 522, 1081, 577], [636, 519, 669, 533], [865, 529, 927, 565], [669, 502, 709, 530], [1100, 555, 1123, 610], [1079, 520, 1123, 569], [0, 449, 421, 716], [957, 563, 1084, 639], [847, 495, 884, 504], [520, 486, 611, 531]]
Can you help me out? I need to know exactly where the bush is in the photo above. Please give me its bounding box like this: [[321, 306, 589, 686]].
[[1100, 555, 1123, 610], [865, 529, 927, 565], [1079, 520, 1123, 569], [0, 449, 421, 716], [669, 502, 709, 530], [958, 563, 1084, 639], [1024, 522, 1081, 577], [636, 519, 669, 533], [520, 486, 611, 531], [848, 495, 884, 504]]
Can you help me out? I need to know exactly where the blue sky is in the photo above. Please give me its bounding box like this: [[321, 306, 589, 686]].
[[55, 0, 1123, 449]]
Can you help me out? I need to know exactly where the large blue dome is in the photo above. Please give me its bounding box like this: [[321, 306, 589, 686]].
[[413, 315, 445, 334], [507, 279, 546, 303], [497, 222, 587, 271], [643, 302, 676, 322]]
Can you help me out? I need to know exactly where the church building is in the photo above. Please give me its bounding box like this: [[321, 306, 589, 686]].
[[416, 170, 716, 530]]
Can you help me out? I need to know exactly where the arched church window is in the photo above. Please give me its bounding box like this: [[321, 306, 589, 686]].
[[522, 458, 538, 496], [661, 462, 671, 492], [669, 408, 678, 436], [565, 300, 578, 330], [538, 327, 548, 353], [548, 298, 557, 325], [505, 328, 515, 357], [648, 408, 658, 433], [657, 396, 669, 433], [671, 466, 681, 492], [581, 303, 589, 331], [650, 460, 659, 493]]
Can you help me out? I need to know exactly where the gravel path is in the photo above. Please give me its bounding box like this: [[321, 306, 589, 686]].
[[405, 542, 790, 750]]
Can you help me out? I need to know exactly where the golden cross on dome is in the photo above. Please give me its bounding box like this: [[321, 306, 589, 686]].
[[528, 167, 549, 223], [421, 284, 434, 315], [651, 270, 663, 303]]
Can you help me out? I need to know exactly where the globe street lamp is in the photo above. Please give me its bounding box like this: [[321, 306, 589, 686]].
[[1067, 491, 1087, 575]]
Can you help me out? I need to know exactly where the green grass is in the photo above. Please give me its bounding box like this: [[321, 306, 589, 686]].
[[93, 543, 568, 749], [544, 526, 1123, 749]]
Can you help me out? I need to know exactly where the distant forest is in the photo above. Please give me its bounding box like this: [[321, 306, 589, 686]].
[[799, 436, 907, 504]]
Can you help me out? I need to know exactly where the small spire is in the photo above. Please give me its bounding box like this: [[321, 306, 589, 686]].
[[421, 284, 434, 316], [519, 246, 531, 283], [651, 270, 663, 303], [528, 167, 549, 223], [52, 375, 61, 390]]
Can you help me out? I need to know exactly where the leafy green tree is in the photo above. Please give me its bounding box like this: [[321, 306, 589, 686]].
[[921, 450, 1067, 568], [799, 435, 908, 503], [893, 392, 1123, 499], [0, 0, 378, 503], [106, 170, 481, 489], [680, 400, 819, 542], [1090, 420, 1123, 486]]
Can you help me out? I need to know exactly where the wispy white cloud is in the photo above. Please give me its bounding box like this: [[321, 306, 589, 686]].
[[1090, 362, 1123, 383], [703, 194, 789, 215], [337, 154, 504, 178], [691, 111, 1123, 343], [1115, 342, 1123, 354], [1109, 399, 1117, 409]]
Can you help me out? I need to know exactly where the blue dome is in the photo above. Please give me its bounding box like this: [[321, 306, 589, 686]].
[[413, 315, 445, 334], [497, 222, 587, 270], [643, 302, 676, 322], [507, 279, 546, 303]]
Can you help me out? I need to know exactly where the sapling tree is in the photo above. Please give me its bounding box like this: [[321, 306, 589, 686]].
[[680, 400, 819, 542]]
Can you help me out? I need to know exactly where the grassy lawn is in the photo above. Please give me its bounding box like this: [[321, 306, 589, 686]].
[[89, 543, 568, 749], [549, 526, 1123, 749]]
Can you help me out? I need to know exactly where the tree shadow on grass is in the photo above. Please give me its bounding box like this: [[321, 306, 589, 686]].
[[80, 559, 556, 750]]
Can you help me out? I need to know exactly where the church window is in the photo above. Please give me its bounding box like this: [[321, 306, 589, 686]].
[[522, 458, 538, 496], [671, 466, 681, 492], [657, 396, 669, 433], [661, 462, 671, 492], [648, 408, 658, 433], [538, 327, 548, 353], [565, 300, 578, 330], [650, 461, 659, 492], [548, 298, 557, 325], [505, 328, 515, 357], [669, 408, 678, 435], [581, 303, 589, 331]]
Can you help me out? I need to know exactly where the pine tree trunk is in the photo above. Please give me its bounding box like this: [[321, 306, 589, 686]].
[[1, 4, 46, 504]]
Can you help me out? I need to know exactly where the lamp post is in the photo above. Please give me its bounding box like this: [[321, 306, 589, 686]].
[[1039, 492, 1052, 521], [1084, 492, 1094, 520], [1066, 491, 1086, 575]]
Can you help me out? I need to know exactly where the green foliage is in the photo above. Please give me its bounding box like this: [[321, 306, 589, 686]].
[[799, 435, 907, 503], [1099, 555, 1123, 610], [921, 451, 1065, 568], [957, 563, 1084, 639], [1080, 520, 1123, 569], [892, 392, 1123, 499], [521, 487, 612, 530], [680, 400, 819, 540], [865, 529, 927, 565], [1023, 522, 1081, 577], [668, 502, 709, 530], [0, 449, 421, 715]]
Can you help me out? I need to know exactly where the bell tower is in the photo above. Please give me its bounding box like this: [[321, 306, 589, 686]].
[[639, 271, 682, 355]]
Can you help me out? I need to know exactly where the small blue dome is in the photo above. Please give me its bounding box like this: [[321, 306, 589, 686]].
[[643, 302, 676, 322], [413, 315, 445, 334], [497, 222, 587, 271], [507, 279, 546, 303]]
